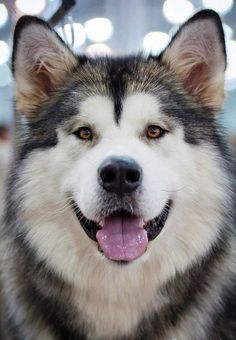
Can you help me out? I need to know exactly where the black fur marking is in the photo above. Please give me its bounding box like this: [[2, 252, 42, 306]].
[[19, 133, 58, 160], [17, 84, 80, 161], [107, 56, 141, 123], [209, 282, 236, 339], [135, 59, 224, 146], [1, 314, 24, 340], [71, 200, 99, 242], [5, 231, 87, 340], [157, 88, 217, 145], [108, 58, 127, 123], [132, 233, 230, 339], [25, 284, 87, 340]]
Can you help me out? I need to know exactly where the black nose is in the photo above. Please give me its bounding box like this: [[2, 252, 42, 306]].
[[98, 157, 142, 194]]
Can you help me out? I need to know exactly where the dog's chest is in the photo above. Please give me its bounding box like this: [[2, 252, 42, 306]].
[[72, 275, 168, 339]]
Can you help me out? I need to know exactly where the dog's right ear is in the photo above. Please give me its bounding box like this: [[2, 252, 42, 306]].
[[12, 16, 77, 117]]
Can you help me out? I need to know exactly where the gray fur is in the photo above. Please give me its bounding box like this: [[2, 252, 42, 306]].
[[1, 10, 236, 340]]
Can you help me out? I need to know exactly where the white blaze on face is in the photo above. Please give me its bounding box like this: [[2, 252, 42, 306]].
[[61, 93, 179, 222]]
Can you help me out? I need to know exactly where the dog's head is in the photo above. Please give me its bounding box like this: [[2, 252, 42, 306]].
[[12, 11, 230, 283]]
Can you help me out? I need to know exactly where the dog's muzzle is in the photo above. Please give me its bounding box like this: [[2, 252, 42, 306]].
[[71, 156, 172, 262]]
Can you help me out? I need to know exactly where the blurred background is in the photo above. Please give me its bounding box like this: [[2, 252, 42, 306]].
[[0, 0, 235, 205]]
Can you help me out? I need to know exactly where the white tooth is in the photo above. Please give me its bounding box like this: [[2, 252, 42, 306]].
[[99, 219, 105, 228]]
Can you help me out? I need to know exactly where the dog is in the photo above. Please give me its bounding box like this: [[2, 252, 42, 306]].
[[1, 9, 235, 340]]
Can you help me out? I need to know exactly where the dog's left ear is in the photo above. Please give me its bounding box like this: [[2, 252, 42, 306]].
[[12, 16, 78, 116], [160, 10, 226, 108]]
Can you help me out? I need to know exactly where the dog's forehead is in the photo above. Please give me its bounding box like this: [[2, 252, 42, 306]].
[[74, 57, 166, 121], [78, 93, 161, 128]]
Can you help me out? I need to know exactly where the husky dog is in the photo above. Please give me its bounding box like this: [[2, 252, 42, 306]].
[[1, 9, 235, 340]]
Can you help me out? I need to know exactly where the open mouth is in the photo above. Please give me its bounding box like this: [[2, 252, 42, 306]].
[[71, 200, 172, 262]]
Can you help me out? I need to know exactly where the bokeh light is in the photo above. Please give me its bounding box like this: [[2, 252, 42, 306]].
[[57, 23, 86, 48], [0, 4, 8, 28], [85, 18, 113, 42], [0, 41, 10, 65], [226, 39, 236, 89], [163, 0, 194, 24], [0, 64, 12, 87], [86, 43, 112, 57], [143, 32, 170, 55], [15, 0, 46, 15], [202, 0, 234, 15]]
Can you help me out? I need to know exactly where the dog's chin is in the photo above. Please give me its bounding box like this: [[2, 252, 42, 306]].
[[70, 200, 172, 263]]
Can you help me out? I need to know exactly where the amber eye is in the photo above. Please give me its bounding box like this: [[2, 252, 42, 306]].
[[73, 127, 93, 140], [146, 125, 165, 139]]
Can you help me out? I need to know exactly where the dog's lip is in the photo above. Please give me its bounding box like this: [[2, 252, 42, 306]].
[[70, 200, 172, 243]]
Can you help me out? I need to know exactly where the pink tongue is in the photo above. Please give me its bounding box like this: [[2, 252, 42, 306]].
[[96, 215, 148, 261]]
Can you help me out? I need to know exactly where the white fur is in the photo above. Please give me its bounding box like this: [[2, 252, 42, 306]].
[[18, 93, 230, 338]]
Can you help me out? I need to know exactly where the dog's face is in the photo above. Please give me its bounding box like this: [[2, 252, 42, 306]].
[[60, 92, 177, 262], [12, 11, 229, 284]]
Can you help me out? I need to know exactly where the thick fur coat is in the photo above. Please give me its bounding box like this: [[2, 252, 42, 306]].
[[1, 9, 236, 340]]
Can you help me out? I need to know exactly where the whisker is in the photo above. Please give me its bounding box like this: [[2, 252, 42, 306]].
[[161, 186, 186, 193]]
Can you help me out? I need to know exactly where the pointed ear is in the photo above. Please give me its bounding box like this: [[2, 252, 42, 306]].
[[12, 16, 77, 116], [160, 10, 226, 108]]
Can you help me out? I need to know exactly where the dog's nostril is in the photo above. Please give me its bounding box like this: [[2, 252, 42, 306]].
[[102, 169, 116, 183], [126, 170, 140, 183]]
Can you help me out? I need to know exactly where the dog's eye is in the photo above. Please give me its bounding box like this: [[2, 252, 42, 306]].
[[73, 127, 93, 140], [146, 125, 165, 139]]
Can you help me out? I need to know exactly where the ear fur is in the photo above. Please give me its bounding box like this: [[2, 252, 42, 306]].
[[12, 16, 77, 116], [160, 10, 226, 108]]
